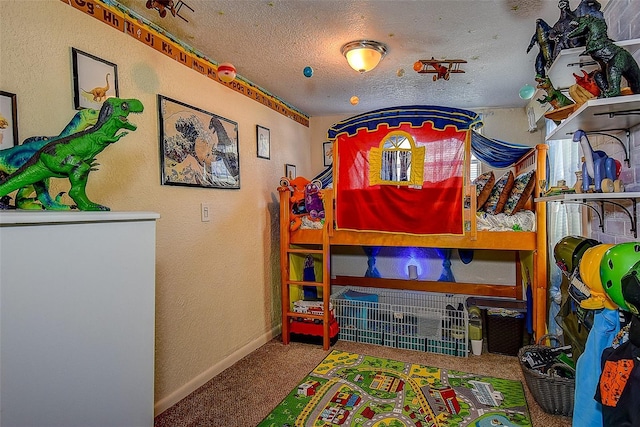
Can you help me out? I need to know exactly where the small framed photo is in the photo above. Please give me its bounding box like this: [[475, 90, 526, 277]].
[[0, 91, 18, 150], [285, 164, 296, 179], [323, 141, 333, 166], [72, 48, 119, 110], [256, 125, 270, 159]]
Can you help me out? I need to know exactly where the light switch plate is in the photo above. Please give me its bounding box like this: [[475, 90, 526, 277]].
[[201, 203, 211, 222]]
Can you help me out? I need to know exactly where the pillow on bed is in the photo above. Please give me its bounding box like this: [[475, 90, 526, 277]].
[[503, 170, 536, 215], [473, 171, 495, 210], [483, 170, 514, 214]]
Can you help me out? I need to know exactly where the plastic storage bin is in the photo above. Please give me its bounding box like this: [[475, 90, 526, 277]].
[[331, 287, 468, 357]]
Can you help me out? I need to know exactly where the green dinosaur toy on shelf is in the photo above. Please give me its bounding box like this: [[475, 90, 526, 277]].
[[0, 108, 100, 209], [0, 97, 143, 211]]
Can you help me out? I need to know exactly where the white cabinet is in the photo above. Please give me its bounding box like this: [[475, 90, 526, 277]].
[[0, 211, 159, 427]]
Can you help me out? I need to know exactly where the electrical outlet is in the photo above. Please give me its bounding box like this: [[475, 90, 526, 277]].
[[201, 203, 211, 222]]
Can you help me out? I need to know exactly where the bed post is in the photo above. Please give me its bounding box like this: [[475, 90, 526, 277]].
[[278, 186, 291, 345], [534, 143, 548, 341]]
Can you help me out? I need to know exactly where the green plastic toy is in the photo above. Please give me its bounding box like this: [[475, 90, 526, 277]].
[[0, 98, 143, 211], [0, 108, 99, 209]]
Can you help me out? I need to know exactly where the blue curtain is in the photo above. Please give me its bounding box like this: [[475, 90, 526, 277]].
[[471, 131, 534, 168]]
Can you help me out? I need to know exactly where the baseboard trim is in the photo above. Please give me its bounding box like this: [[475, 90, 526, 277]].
[[154, 325, 281, 416]]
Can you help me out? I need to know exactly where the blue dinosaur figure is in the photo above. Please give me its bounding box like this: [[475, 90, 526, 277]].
[[0, 108, 100, 209], [527, 18, 555, 79], [549, 0, 585, 61]]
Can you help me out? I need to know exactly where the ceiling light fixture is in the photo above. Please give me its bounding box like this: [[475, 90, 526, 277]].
[[341, 40, 388, 73]]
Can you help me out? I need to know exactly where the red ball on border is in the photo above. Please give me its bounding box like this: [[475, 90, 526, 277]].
[[218, 63, 237, 83]]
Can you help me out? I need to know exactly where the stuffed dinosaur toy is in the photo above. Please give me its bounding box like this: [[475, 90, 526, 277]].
[[0, 108, 100, 209], [0, 97, 143, 211]]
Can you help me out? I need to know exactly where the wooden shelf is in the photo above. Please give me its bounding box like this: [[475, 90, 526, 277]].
[[547, 38, 640, 90], [545, 94, 640, 141]]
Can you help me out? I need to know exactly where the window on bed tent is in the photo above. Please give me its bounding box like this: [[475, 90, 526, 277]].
[[383, 134, 412, 180], [369, 131, 425, 187]]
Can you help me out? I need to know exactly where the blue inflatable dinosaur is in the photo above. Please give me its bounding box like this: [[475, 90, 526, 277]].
[[574, 129, 619, 193]]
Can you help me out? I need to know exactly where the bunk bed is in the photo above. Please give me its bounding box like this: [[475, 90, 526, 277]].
[[279, 105, 548, 350]]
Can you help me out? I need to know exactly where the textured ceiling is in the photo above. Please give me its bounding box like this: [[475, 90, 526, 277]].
[[118, 0, 574, 117]]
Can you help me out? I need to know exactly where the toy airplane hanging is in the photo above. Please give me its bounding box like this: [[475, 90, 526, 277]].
[[146, 0, 194, 22], [413, 57, 467, 81]]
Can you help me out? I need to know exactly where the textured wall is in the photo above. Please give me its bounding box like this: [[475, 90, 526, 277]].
[[587, 0, 640, 244], [0, 0, 310, 412]]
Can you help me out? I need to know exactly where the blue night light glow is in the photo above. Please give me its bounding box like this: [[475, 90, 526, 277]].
[[397, 247, 433, 279]]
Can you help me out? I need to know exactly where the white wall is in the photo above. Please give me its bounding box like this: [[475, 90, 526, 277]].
[[0, 0, 311, 414]]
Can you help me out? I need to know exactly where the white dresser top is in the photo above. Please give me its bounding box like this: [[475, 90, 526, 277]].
[[0, 211, 160, 225]]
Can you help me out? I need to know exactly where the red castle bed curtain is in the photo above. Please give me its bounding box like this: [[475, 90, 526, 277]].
[[327, 106, 482, 236]]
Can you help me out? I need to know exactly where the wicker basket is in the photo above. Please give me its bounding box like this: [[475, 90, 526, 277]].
[[518, 335, 575, 417]]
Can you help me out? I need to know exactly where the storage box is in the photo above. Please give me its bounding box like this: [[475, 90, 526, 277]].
[[331, 287, 468, 357], [486, 309, 525, 356], [289, 317, 340, 346]]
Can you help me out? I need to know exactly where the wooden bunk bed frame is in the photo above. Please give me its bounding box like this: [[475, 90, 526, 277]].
[[279, 144, 548, 350]]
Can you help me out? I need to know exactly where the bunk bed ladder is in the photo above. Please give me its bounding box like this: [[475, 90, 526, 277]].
[[279, 188, 333, 350]]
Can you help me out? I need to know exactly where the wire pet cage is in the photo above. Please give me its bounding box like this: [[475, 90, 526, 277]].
[[331, 287, 469, 357]]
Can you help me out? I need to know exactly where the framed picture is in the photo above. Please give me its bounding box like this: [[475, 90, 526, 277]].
[[0, 91, 18, 150], [256, 125, 270, 159], [158, 95, 240, 189], [323, 141, 333, 166], [285, 164, 296, 179], [72, 48, 119, 110]]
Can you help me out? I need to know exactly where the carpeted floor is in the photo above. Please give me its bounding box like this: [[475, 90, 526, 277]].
[[154, 337, 573, 427]]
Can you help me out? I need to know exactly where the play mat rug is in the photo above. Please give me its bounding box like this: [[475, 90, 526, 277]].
[[258, 350, 531, 427]]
